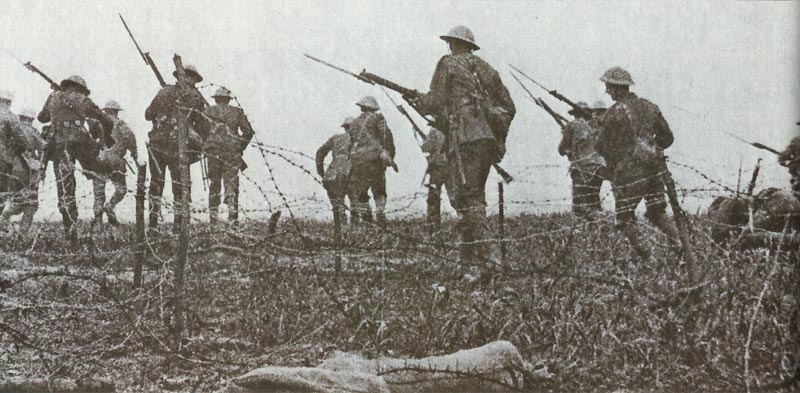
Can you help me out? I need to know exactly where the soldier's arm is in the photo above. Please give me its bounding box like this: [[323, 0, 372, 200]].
[[414, 56, 449, 116], [37, 93, 53, 124], [83, 99, 116, 146], [145, 86, 172, 121], [122, 124, 139, 162], [652, 107, 674, 149], [315, 137, 334, 177], [189, 90, 212, 140], [376, 114, 396, 159], [238, 108, 255, 151], [9, 120, 28, 155], [480, 62, 516, 120], [558, 123, 573, 157]]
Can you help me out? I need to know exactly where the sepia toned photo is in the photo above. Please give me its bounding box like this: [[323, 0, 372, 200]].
[[1, 1, 798, 392]]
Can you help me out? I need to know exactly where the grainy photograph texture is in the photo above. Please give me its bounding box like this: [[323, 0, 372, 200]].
[[0, 1, 798, 392]]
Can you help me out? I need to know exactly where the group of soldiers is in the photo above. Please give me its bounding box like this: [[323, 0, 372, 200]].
[[0, 64, 254, 242], [315, 25, 799, 270]]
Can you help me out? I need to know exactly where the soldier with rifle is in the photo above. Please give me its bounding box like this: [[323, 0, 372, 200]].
[[89, 100, 138, 227], [778, 122, 800, 202], [348, 96, 396, 227], [316, 116, 355, 228], [420, 126, 453, 228], [1, 108, 46, 230], [595, 66, 692, 262], [144, 63, 209, 231], [205, 87, 254, 224], [36, 75, 114, 241], [0, 91, 29, 222], [558, 101, 607, 216], [407, 26, 516, 271]]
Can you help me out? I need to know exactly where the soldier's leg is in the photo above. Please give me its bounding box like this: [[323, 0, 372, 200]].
[[148, 150, 167, 228], [612, 177, 650, 261], [349, 163, 371, 224], [207, 157, 222, 224], [168, 159, 188, 231], [91, 177, 107, 225], [371, 165, 387, 228], [105, 172, 127, 226], [0, 162, 10, 215], [426, 170, 443, 227], [453, 142, 493, 263], [644, 183, 680, 246], [570, 170, 588, 216], [587, 169, 605, 213], [20, 171, 40, 230], [223, 163, 240, 223], [55, 158, 78, 239]]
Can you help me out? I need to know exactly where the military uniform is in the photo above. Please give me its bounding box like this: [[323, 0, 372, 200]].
[[205, 88, 254, 223], [1, 109, 46, 228], [37, 77, 113, 238], [348, 97, 395, 226], [144, 72, 208, 229], [596, 67, 681, 260], [316, 118, 354, 228], [778, 130, 800, 202], [413, 26, 515, 263], [91, 102, 138, 225], [558, 103, 606, 216], [0, 98, 29, 220], [421, 127, 452, 226]]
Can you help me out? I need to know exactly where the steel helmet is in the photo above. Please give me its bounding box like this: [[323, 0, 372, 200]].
[[61, 75, 90, 95], [341, 117, 355, 127], [600, 67, 634, 86], [0, 90, 13, 102], [173, 64, 203, 82], [440, 25, 480, 51], [356, 96, 380, 111], [103, 100, 123, 111], [19, 108, 37, 120], [592, 100, 607, 110], [211, 86, 233, 99]]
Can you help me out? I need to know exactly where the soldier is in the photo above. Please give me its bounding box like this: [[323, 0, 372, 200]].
[[778, 122, 800, 202], [409, 26, 516, 268], [421, 126, 451, 227], [596, 66, 683, 261], [37, 76, 114, 240], [204, 87, 254, 224], [1, 108, 46, 229], [348, 96, 396, 227], [0, 91, 29, 221], [558, 101, 606, 216], [89, 100, 138, 226], [145, 64, 208, 230], [316, 117, 355, 228]]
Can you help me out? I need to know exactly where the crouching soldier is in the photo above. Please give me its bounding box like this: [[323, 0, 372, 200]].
[[205, 87, 254, 224], [316, 117, 355, 229], [90, 100, 138, 226], [1, 108, 46, 229]]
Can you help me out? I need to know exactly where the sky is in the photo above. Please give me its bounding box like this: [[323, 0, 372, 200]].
[[1, 0, 798, 222]]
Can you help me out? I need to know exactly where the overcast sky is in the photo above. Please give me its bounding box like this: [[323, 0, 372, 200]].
[[1, 1, 798, 222]]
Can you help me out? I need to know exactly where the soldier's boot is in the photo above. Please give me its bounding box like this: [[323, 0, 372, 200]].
[[619, 222, 651, 262], [228, 199, 239, 225], [375, 196, 387, 228], [209, 206, 219, 225]]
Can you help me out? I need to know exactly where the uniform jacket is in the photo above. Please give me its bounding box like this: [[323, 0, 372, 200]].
[[598, 92, 673, 172], [205, 103, 255, 158], [415, 52, 515, 162], [316, 133, 353, 185], [421, 127, 447, 168], [37, 90, 114, 147], [144, 84, 208, 147], [96, 117, 137, 174], [779, 136, 800, 176], [0, 107, 26, 166], [19, 122, 46, 170], [349, 111, 395, 165], [558, 118, 605, 172]]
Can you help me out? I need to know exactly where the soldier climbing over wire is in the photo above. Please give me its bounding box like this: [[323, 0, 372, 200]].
[[316, 117, 355, 229], [204, 86, 254, 225], [408, 26, 516, 276], [1, 108, 46, 230], [596, 66, 688, 262], [89, 100, 138, 227], [348, 96, 396, 227], [37, 76, 114, 241], [558, 101, 607, 217], [145, 64, 209, 231]]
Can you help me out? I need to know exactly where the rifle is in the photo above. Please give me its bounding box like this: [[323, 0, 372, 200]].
[[509, 71, 567, 128], [120, 14, 167, 87], [659, 157, 695, 268], [379, 86, 513, 184], [509, 64, 592, 119], [723, 132, 781, 156]]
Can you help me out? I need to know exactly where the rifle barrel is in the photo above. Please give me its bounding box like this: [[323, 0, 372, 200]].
[[304, 54, 375, 85]]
